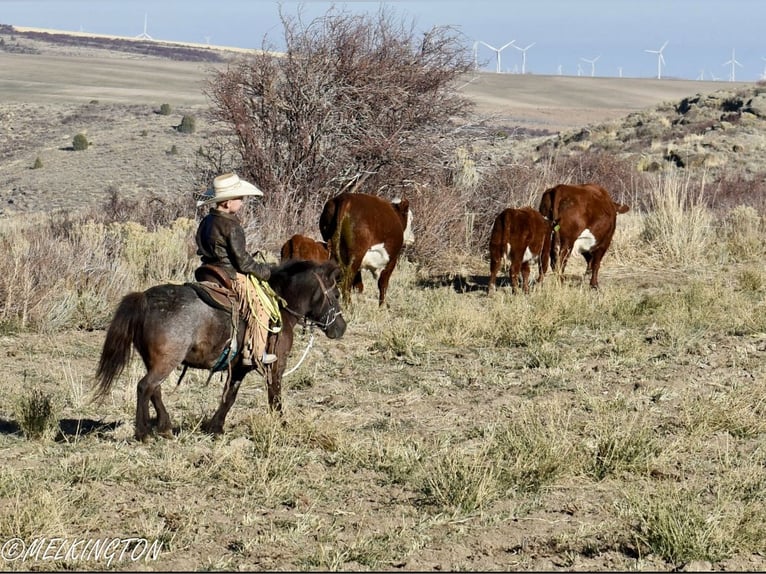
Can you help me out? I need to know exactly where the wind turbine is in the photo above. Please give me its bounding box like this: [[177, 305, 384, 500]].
[[479, 40, 515, 73], [722, 48, 743, 82], [580, 55, 600, 77], [513, 42, 535, 75], [645, 41, 668, 79], [136, 13, 153, 40], [472, 41, 479, 70]]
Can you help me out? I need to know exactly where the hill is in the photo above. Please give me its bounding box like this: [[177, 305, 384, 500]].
[[0, 24, 763, 217]]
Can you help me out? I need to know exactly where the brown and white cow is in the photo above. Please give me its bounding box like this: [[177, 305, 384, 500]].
[[538, 183, 629, 289], [488, 206, 553, 294], [279, 234, 330, 263], [319, 192, 414, 306]]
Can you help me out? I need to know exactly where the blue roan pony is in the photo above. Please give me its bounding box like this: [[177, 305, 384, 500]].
[[94, 259, 346, 441]]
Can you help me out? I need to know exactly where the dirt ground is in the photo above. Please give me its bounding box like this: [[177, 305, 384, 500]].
[[0, 33, 764, 572]]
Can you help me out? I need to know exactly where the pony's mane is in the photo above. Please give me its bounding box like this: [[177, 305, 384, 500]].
[[272, 258, 322, 276]]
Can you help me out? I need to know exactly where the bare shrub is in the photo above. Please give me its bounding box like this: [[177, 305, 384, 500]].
[[203, 5, 474, 238], [710, 169, 766, 214], [546, 150, 640, 204], [92, 187, 197, 231], [467, 159, 550, 253], [405, 184, 468, 273]]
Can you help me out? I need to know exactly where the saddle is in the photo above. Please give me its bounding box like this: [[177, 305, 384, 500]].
[[194, 263, 233, 290], [190, 264, 236, 312]]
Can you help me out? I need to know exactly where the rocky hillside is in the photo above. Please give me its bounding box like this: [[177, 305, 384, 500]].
[[532, 84, 766, 179]]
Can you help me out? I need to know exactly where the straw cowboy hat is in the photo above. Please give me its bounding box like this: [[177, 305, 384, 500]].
[[197, 172, 263, 206]]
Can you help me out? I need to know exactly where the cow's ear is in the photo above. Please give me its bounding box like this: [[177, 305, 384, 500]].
[[398, 198, 409, 211]]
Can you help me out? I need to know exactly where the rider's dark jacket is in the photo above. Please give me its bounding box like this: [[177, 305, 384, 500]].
[[195, 210, 271, 281]]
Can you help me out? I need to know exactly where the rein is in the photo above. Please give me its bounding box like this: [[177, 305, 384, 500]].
[[279, 271, 342, 377]]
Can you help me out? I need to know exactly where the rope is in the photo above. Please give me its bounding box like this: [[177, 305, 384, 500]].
[[283, 331, 316, 377], [245, 275, 283, 333]]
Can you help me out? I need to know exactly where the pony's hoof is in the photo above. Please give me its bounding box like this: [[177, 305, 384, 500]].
[[202, 420, 224, 435]]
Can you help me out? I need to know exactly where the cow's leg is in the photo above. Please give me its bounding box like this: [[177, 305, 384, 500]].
[[488, 251, 502, 293], [377, 261, 398, 307], [583, 252, 594, 277], [488, 235, 508, 293], [550, 229, 560, 271], [556, 245, 572, 284], [588, 250, 605, 289], [509, 258, 522, 294], [352, 271, 364, 293], [339, 259, 362, 305], [521, 261, 532, 294]]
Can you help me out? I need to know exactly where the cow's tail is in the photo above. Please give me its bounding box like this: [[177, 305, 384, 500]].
[[319, 197, 339, 243], [93, 292, 146, 403], [488, 211, 506, 254], [539, 187, 561, 269], [328, 203, 356, 299]]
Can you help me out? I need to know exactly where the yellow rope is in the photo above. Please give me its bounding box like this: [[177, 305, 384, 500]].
[[245, 275, 283, 333]]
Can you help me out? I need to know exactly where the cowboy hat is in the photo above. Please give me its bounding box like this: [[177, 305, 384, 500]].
[[197, 172, 263, 206]]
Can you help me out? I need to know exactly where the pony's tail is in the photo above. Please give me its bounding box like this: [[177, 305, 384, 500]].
[[93, 292, 147, 403]]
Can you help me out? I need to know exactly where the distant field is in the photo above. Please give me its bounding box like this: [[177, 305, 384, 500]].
[[0, 37, 750, 131]]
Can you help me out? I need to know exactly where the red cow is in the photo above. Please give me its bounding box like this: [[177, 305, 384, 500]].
[[280, 234, 330, 263], [538, 183, 629, 289], [488, 206, 552, 294], [319, 192, 414, 306]]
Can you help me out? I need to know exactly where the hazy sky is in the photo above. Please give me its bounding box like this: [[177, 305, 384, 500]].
[[2, 0, 764, 81]]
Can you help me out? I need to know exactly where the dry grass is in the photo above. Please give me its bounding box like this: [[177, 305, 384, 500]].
[[1, 37, 765, 572], [1, 177, 764, 570]]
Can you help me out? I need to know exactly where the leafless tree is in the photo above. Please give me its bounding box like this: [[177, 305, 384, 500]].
[[203, 5, 475, 232]]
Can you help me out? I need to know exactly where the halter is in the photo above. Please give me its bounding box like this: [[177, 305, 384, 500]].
[[279, 271, 343, 378], [282, 271, 343, 331]]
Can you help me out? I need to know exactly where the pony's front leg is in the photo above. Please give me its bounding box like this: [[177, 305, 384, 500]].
[[205, 366, 249, 435], [266, 333, 290, 414], [266, 365, 283, 414]]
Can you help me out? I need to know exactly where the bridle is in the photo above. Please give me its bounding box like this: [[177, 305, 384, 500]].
[[282, 271, 343, 331], [278, 270, 344, 378]]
